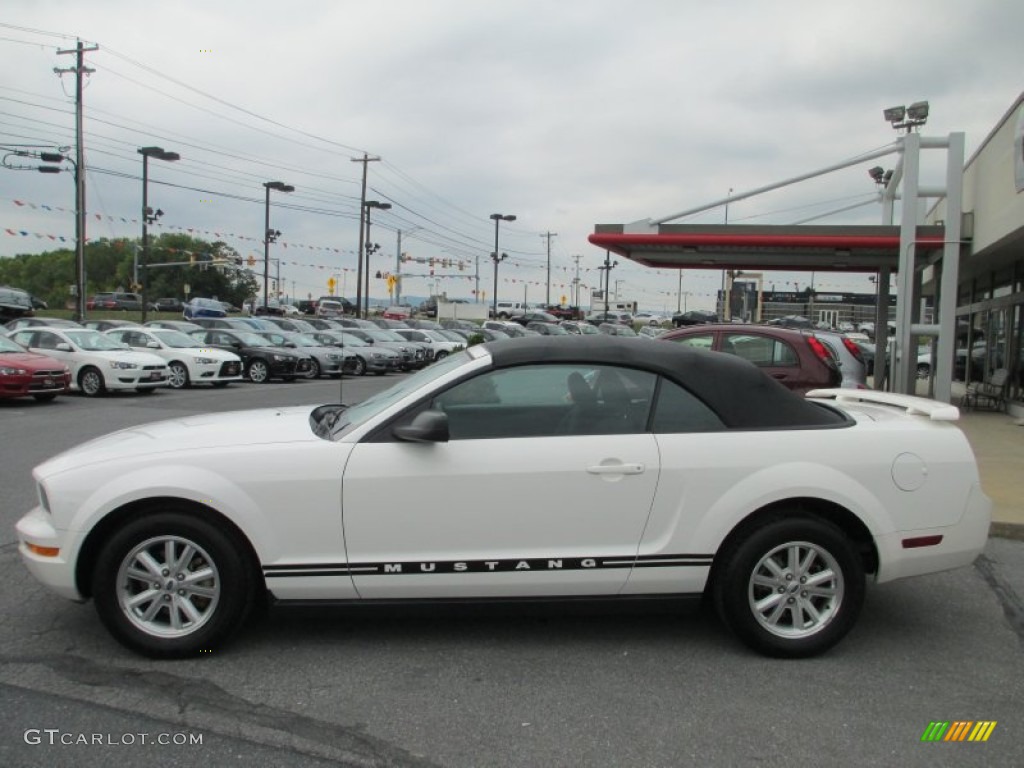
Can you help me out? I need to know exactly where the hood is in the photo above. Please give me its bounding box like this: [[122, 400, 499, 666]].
[[37, 405, 320, 477], [1, 351, 66, 370]]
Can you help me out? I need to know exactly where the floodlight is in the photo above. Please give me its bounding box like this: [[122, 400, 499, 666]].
[[883, 106, 906, 123], [906, 101, 929, 121]]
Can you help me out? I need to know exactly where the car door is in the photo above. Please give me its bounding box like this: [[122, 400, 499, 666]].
[[341, 363, 661, 599]]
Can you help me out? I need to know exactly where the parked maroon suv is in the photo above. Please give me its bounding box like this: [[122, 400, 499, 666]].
[[659, 323, 841, 394]]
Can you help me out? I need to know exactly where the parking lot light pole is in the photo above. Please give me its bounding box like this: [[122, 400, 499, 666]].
[[138, 147, 179, 323], [489, 213, 516, 318], [263, 181, 294, 312]]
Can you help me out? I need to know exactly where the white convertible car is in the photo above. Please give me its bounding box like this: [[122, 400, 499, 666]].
[[16, 337, 991, 658]]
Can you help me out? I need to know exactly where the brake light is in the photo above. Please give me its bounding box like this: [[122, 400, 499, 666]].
[[805, 335, 833, 364], [842, 336, 864, 363]]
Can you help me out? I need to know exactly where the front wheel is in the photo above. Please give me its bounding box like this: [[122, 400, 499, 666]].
[[714, 517, 864, 658], [351, 356, 367, 376], [168, 361, 190, 389], [305, 359, 321, 379], [247, 359, 270, 383], [78, 366, 105, 397], [91, 511, 256, 658]]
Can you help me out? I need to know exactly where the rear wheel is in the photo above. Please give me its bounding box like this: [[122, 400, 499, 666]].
[[78, 366, 105, 397], [714, 517, 864, 658], [916, 363, 930, 379], [91, 511, 256, 658]]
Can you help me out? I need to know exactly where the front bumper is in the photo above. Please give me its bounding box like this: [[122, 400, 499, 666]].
[[111, 367, 168, 389], [16, 506, 85, 602]]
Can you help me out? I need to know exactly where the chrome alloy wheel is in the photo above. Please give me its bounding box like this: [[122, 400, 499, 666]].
[[747, 540, 843, 639], [116, 535, 221, 639]]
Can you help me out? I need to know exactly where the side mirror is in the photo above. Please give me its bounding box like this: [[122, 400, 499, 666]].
[[393, 410, 449, 443]]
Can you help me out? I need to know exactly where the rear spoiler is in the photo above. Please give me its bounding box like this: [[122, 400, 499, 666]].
[[805, 389, 960, 421]]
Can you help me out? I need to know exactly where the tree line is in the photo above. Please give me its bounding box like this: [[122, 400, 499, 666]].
[[0, 233, 259, 310]]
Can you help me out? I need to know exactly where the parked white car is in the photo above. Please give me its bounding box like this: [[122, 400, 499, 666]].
[[7, 327, 168, 396], [16, 337, 989, 659], [104, 327, 243, 389], [393, 328, 466, 359]]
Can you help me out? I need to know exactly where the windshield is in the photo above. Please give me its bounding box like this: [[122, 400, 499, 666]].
[[327, 350, 474, 438], [151, 329, 202, 348], [230, 331, 274, 346], [366, 329, 403, 342], [191, 298, 222, 309], [0, 335, 25, 353], [64, 330, 129, 351]]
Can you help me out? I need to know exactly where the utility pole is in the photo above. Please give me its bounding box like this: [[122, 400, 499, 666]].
[[55, 40, 97, 321], [351, 153, 381, 318], [540, 231, 557, 305], [395, 229, 402, 305], [571, 254, 582, 308]]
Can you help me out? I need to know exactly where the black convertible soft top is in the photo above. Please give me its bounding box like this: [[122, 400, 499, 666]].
[[483, 335, 846, 429]]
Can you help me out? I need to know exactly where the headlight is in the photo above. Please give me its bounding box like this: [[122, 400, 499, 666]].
[[109, 361, 138, 370], [370, 352, 384, 359], [271, 354, 288, 361], [0, 366, 28, 375], [193, 356, 217, 365], [326, 353, 341, 361]]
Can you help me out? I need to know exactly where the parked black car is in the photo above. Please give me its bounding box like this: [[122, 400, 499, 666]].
[[152, 298, 185, 312], [189, 329, 311, 383], [0, 285, 35, 322], [672, 309, 719, 327]]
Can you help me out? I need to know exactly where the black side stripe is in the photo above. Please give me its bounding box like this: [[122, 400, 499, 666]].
[[263, 554, 714, 578]]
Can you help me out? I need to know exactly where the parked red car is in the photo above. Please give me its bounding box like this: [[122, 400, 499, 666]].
[[0, 334, 71, 402], [659, 323, 841, 394]]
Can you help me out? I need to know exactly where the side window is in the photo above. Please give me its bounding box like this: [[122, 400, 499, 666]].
[[651, 378, 725, 433], [725, 333, 798, 367], [668, 333, 714, 351], [35, 331, 59, 350], [430, 364, 656, 439]]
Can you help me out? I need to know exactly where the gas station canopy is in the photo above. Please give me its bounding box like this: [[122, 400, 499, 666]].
[[589, 223, 947, 273]]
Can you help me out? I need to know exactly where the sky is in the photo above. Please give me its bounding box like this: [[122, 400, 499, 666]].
[[1, 0, 1021, 312]]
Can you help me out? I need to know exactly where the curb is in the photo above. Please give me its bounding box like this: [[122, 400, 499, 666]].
[[990, 522, 1024, 542]]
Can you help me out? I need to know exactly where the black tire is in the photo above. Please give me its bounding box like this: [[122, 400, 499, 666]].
[[434, 350, 448, 360], [32, 393, 58, 402], [168, 361, 190, 389], [91, 511, 257, 658], [916, 363, 930, 379], [78, 366, 105, 397], [713, 517, 864, 658], [351, 356, 367, 376], [306, 358, 321, 379], [247, 359, 270, 383]]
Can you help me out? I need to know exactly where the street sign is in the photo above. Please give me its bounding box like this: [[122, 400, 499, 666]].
[[327, 277, 336, 295]]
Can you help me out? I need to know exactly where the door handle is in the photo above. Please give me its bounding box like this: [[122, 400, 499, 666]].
[[587, 463, 645, 475]]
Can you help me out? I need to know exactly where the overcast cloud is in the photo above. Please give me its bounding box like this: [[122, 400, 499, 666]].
[[1, 0, 1021, 310]]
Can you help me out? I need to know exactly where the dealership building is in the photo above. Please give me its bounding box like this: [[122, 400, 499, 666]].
[[591, 93, 1024, 415]]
